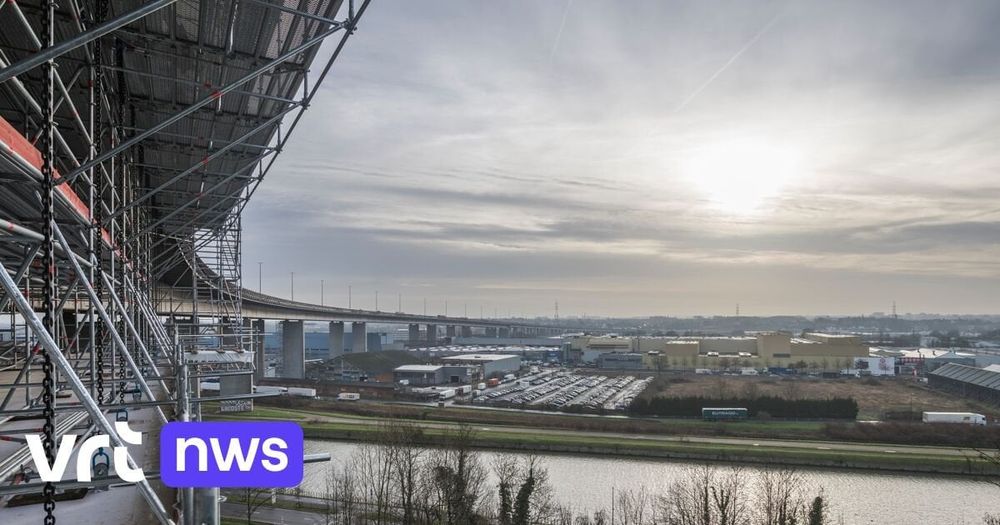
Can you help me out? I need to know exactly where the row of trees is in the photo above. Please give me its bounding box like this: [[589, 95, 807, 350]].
[[241, 422, 838, 524], [628, 396, 859, 419]]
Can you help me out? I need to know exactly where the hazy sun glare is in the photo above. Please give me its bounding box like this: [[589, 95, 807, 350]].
[[682, 139, 802, 214]]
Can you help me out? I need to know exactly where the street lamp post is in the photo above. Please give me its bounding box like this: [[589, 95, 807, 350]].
[[257, 262, 262, 293], [375, 290, 379, 311], [348, 285, 352, 309], [321, 279, 324, 306], [290, 272, 295, 301]]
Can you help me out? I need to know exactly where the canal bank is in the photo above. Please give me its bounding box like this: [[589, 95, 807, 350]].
[[210, 406, 1000, 477]]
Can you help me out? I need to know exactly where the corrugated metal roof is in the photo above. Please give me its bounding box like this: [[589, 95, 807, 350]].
[[931, 363, 1000, 390], [0, 0, 345, 271]]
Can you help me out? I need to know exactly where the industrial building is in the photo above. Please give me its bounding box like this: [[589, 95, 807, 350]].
[[407, 344, 564, 363], [597, 353, 645, 370], [393, 364, 479, 386], [440, 353, 521, 378], [312, 350, 422, 383], [568, 332, 867, 371], [929, 363, 1000, 405], [394, 365, 447, 386]]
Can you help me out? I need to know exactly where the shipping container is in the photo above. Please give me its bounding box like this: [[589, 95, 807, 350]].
[[695, 368, 713, 375], [337, 392, 361, 401], [488, 378, 501, 387], [922, 412, 986, 425], [255, 386, 287, 394], [476, 382, 487, 390], [702, 407, 749, 421], [458, 385, 473, 395]]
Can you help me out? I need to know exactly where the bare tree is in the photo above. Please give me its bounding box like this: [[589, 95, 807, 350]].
[[383, 420, 426, 524], [428, 424, 488, 524], [493, 454, 520, 525], [326, 464, 358, 525], [756, 469, 804, 525], [353, 438, 395, 524], [242, 487, 273, 524], [614, 487, 651, 525], [711, 467, 749, 525]]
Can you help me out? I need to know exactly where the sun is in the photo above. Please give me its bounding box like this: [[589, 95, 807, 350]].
[[681, 139, 801, 214]]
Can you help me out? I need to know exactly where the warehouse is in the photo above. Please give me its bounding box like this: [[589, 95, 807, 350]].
[[393, 364, 480, 385], [440, 353, 521, 378], [929, 363, 1000, 405], [314, 350, 422, 383], [394, 365, 446, 386], [568, 332, 867, 371], [598, 353, 644, 370]]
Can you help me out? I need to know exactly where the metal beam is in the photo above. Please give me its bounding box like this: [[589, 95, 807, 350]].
[[0, 259, 174, 525], [0, 0, 178, 83], [59, 22, 347, 186]]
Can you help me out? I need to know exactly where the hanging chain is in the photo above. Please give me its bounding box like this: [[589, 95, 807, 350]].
[[115, 38, 128, 407], [94, 0, 107, 405], [40, 0, 57, 521]]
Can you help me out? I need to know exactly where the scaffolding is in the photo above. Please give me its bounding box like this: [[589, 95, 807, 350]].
[[0, 0, 371, 522]]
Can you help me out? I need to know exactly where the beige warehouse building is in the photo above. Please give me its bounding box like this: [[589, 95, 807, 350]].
[[567, 332, 867, 371]]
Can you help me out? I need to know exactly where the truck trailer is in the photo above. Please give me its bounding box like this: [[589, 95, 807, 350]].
[[922, 412, 986, 425], [702, 407, 749, 421], [337, 392, 361, 401], [287, 387, 317, 398]]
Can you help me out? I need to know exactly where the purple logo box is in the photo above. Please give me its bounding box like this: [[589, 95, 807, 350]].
[[160, 421, 303, 488]]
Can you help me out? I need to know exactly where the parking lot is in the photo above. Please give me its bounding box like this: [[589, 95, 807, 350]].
[[472, 370, 652, 411]]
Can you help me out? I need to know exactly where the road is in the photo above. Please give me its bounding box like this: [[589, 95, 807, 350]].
[[221, 501, 327, 525], [270, 408, 981, 459]]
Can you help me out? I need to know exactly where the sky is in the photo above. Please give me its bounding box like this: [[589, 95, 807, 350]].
[[242, 0, 1000, 318]]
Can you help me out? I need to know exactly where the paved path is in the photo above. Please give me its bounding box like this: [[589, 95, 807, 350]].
[[280, 409, 981, 459], [221, 501, 328, 525]]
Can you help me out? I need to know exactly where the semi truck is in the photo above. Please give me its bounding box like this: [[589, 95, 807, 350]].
[[922, 412, 986, 425], [337, 392, 361, 401], [439, 389, 456, 400], [458, 385, 473, 395], [702, 407, 749, 421]]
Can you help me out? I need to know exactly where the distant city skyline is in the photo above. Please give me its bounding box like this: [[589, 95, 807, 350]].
[[243, 1, 1000, 317]]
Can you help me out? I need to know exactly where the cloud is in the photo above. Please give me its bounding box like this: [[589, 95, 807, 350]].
[[242, 0, 1000, 316]]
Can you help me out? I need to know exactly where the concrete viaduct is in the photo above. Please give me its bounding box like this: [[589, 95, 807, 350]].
[[156, 287, 569, 379]]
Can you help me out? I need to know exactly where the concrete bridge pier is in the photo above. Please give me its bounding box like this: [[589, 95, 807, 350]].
[[426, 323, 438, 346], [499, 326, 511, 338], [461, 326, 472, 338], [282, 320, 305, 379], [408, 323, 420, 345], [446, 325, 456, 339], [351, 322, 367, 353], [244, 318, 266, 382], [329, 321, 345, 359], [485, 327, 498, 337]]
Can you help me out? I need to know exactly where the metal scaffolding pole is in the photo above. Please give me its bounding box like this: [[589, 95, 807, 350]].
[[0, 260, 175, 525], [0, 0, 178, 84]]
